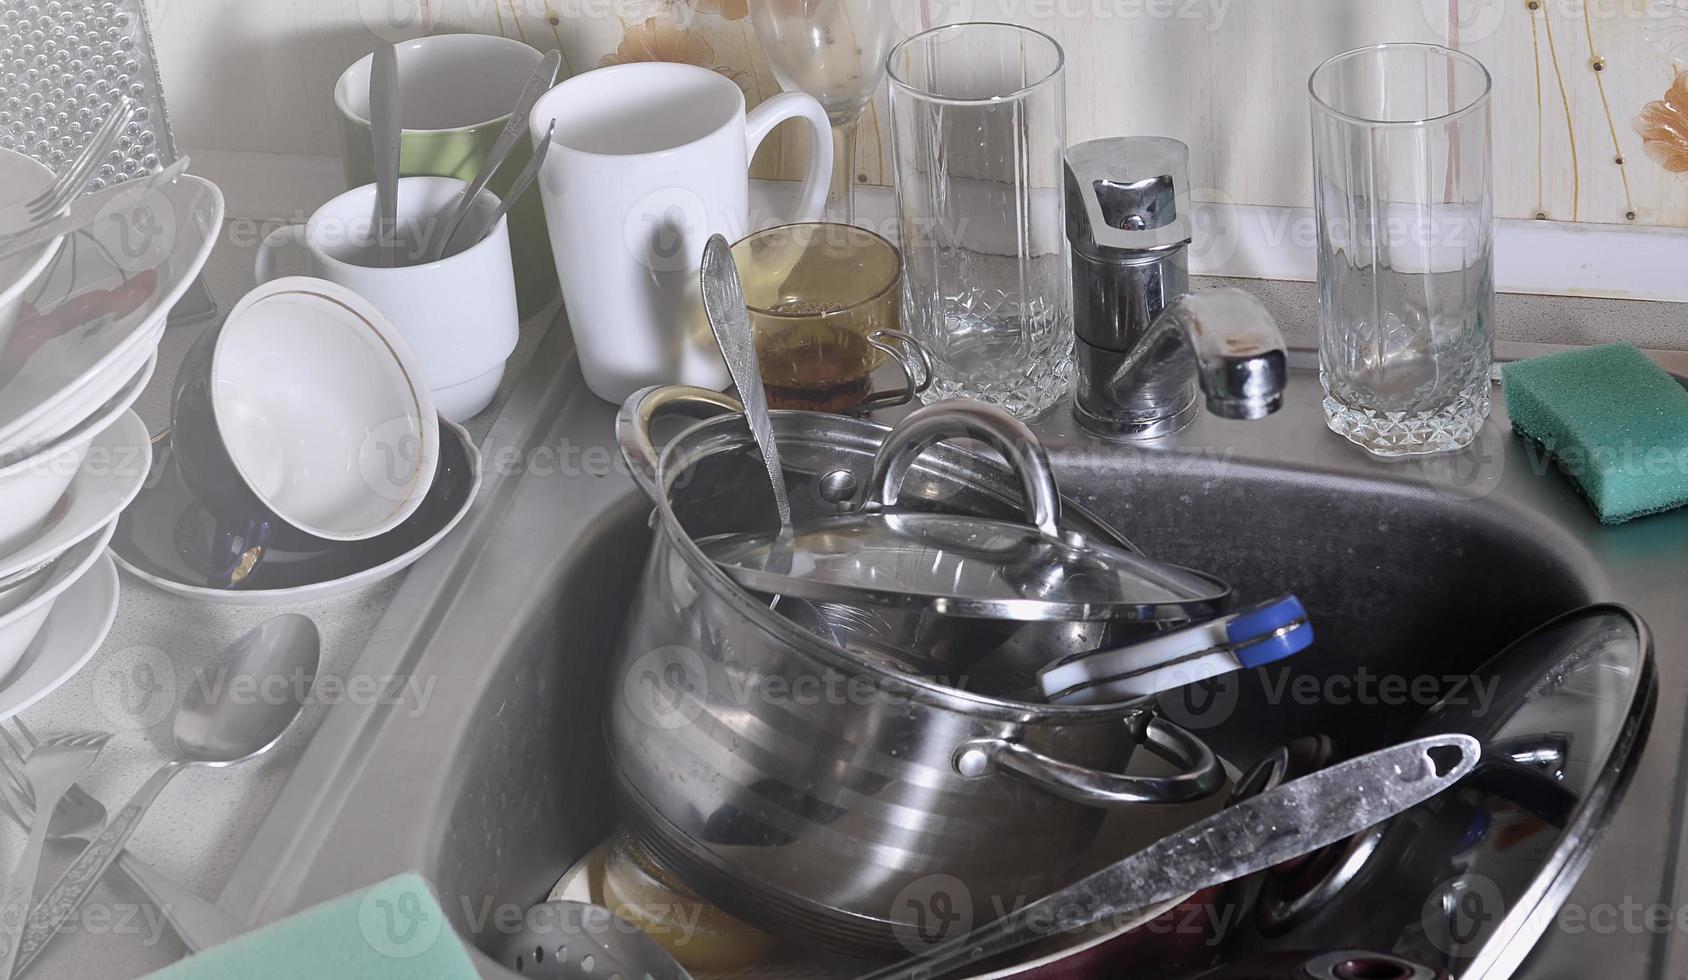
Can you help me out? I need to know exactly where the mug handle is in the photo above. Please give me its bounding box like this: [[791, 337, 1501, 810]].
[[254, 223, 311, 284], [744, 93, 835, 225]]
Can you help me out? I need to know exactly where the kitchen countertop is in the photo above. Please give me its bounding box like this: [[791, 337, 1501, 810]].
[[10, 222, 559, 980]]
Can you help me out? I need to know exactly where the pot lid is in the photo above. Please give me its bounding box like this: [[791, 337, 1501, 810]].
[[698, 512, 1231, 622]]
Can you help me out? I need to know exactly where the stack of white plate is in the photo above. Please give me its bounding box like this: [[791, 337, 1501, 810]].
[[0, 148, 223, 716]]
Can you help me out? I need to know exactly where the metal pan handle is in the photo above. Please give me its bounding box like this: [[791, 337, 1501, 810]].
[[867, 401, 1063, 538], [954, 716, 1225, 806], [615, 385, 745, 502]]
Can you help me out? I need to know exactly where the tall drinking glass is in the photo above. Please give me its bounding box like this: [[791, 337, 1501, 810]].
[[888, 23, 1072, 419], [1310, 43, 1495, 457]]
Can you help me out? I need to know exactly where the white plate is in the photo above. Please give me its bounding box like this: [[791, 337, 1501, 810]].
[[8, 319, 163, 461], [0, 521, 115, 680], [114, 418, 481, 605], [0, 553, 118, 721], [0, 172, 221, 457], [0, 348, 156, 470], [0, 410, 151, 582], [0, 351, 155, 554]]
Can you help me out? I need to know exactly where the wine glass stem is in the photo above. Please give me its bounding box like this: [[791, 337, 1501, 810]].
[[829, 117, 859, 227]]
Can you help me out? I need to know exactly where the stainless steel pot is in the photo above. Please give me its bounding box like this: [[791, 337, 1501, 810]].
[[608, 386, 1225, 955]]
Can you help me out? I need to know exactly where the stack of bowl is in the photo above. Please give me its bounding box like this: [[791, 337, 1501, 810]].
[[0, 148, 223, 697], [159, 277, 443, 592]]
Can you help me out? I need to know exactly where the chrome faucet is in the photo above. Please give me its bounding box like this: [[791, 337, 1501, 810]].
[[1065, 137, 1288, 438]]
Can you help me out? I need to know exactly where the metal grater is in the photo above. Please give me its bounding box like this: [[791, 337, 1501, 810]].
[[0, 0, 215, 325]]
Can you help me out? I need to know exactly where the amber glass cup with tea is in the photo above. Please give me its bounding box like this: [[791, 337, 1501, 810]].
[[731, 222, 925, 413]]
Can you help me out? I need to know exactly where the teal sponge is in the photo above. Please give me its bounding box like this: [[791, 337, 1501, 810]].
[[1503, 343, 1688, 524], [143, 873, 478, 980]]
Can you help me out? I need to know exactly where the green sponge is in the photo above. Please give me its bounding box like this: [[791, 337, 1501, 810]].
[[1503, 343, 1688, 524], [143, 873, 478, 980]]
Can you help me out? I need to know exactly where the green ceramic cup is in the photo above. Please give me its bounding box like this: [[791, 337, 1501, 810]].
[[335, 33, 559, 316]]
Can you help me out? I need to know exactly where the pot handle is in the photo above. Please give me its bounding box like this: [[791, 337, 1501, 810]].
[[616, 385, 745, 501], [954, 716, 1225, 806], [867, 401, 1062, 538]]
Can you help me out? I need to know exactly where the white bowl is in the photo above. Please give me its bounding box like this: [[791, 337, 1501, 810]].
[[0, 520, 113, 682], [0, 150, 66, 355], [0, 352, 155, 555], [211, 277, 440, 540]]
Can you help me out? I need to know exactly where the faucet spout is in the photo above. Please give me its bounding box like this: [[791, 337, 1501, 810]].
[[1109, 288, 1289, 422]]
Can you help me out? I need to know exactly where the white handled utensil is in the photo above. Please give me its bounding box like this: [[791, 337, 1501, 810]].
[[1039, 593, 1314, 704]]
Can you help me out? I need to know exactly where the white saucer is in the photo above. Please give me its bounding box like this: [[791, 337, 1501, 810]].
[[0, 553, 118, 721], [0, 173, 221, 457], [0, 410, 151, 582], [114, 418, 482, 605]]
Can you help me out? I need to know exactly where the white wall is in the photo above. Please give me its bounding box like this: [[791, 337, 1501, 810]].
[[145, 0, 1688, 293]]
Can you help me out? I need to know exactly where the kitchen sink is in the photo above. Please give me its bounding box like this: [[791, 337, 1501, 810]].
[[217, 320, 1681, 979]]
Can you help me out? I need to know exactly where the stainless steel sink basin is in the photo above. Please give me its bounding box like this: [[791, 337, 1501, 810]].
[[217, 322, 1683, 979]]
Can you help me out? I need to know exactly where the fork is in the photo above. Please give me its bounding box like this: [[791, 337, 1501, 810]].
[[0, 731, 108, 977], [0, 99, 135, 238], [0, 722, 242, 957]]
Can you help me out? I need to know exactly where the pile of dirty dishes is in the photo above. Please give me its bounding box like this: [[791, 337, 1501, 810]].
[[0, 150, 223, 710], [112, 276, 482, 604], [608, 386, 1318, 955]]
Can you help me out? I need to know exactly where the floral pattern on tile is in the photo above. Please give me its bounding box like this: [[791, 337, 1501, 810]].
[[599, 15, 752, 91], [1635, 70, 1688, 176]]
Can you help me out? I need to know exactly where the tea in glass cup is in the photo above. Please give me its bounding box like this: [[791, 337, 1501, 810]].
[[731, 223, 925, 413]]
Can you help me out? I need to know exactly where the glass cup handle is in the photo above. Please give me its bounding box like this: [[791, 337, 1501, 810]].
[[254, 223, 311, 285], [856, 329, 935, 413], [744, 93, 835, 224]]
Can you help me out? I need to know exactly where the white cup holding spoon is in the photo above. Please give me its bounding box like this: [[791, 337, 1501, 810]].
[[254, 176, 519, 421]]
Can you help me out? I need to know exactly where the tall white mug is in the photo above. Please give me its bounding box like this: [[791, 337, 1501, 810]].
[[529, 63, 832, 403]]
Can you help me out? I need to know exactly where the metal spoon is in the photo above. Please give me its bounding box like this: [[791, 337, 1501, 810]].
[[496, 901, 692, 980], [370, 42, 401, 268], [433, 49, 563, 261], [701, 234, 792, 529], [12, 614, 321, 976], [446, 121, 554, 258], [857, 733, 1481, 980]]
